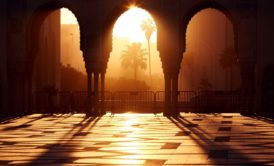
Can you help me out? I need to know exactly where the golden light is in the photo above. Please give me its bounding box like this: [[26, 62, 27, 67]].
[[120, 113, 140, 131], [61, 8, 78, 24], [113, 7, 157, 43]]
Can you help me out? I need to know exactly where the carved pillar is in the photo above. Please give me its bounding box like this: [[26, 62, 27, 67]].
[[171, 73, 179, 116], [87, 71, 93, 115], [240, 61, 256, 113], [25, 57, 35, 114], [157, 16, 181, 116], [241, 62, 255, 94], [159, 52, 181, 117], [0, 0, 7, 115], [94, 72, 99, 115], [100, 72, 106, 115], [27, 76, 32, 114], [164, 73, 172, 116], [83, 41, 102, 116], [7, 66, 26, 116], [163, 71, 180, 117], [237, 15, 257, 113], [87, 72, 92, 115]]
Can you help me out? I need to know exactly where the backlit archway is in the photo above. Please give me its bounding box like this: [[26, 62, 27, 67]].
[[31, 7, 86, 113], [180, 8, 242, 92], [106, 7, 163, 92]]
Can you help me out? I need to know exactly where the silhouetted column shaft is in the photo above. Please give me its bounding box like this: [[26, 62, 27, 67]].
[[241, 62, 255, 113], [26, 78, 32, 114], [241, 64, 255, 94], [164, 74, 172, 116], [87, 72, 92, 114], [101, 73, 106, 115], [22, 77, 27, 114], [8, 73, 25, 115], [94, 72, 99, 115], [172, 75, 179, 117]]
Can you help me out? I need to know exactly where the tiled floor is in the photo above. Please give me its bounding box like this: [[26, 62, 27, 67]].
[[0, 113, 274, 165]]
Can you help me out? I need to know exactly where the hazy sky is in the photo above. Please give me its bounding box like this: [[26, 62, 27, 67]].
[[113, 7, 157, 43], [60, 7, 160, 76], [107, 7, 161, 81], [60, 7, 237, 91], [61, 8, 78, 24]]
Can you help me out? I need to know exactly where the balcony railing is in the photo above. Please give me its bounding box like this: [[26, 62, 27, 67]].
[[32, 91, 251, 114]]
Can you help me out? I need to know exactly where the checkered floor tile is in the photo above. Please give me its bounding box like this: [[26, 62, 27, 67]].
[[0, 113, 273, 165]]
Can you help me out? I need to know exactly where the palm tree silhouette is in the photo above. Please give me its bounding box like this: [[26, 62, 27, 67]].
[[140, 18, 156, 84], [218, 47, 238, 90], [120, 43, 147, 81]]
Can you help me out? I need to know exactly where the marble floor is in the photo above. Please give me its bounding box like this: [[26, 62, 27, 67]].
[[0, 113, 274, 165]]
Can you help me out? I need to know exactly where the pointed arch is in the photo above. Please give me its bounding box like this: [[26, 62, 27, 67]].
[[180, 0, 238, 55], [102, 2, 160, 64], [27, 1, 83, 64]]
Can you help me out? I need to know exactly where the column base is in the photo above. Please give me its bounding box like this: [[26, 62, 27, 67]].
[[86, 111, 101, 117], [163, 111, 179, 117]]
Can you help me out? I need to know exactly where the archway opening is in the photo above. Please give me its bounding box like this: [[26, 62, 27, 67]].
[[60, 8, 86, 91], [180, 8, 242, 92], [33, 8, 85, 92], [32, 7, 85, 113], [105, 7, 163, 92]]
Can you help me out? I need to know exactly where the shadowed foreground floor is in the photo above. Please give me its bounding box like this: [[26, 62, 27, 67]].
[[0, 113, 274, 165]]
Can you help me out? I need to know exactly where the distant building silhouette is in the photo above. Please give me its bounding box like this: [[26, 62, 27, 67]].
[[61, 24, 85, 74]]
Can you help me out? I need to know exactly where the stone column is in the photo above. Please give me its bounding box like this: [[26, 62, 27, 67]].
[[7, 70, 26, 116], [237, 16, 257, 114], [171, 73, 179, 117], [164, 73, 172, 116], [100, 72, 106, 115], [94, 72, 99, 115], [240, 61, 256, 113], [157, 15, 182, 116], [87, 71, 93, 115], [0, 0, 7, 115]]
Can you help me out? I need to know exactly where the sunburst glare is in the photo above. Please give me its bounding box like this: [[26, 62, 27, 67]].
[[113, 7, 157, 43]]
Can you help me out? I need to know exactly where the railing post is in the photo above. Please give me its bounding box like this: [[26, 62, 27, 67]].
[[153, 92, 157, 114], [111, 92, 114, 114]]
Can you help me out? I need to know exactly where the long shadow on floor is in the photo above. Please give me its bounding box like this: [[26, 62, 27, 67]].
[[168, 115, 274, 166], [25, 115, 101, 166], [1, 114, 73, 131]]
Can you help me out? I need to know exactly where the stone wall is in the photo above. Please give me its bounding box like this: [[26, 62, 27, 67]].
[[0, 0, 7, 115]]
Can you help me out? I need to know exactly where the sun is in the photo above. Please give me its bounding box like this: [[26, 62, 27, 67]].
[[113, 7, 157, 43]]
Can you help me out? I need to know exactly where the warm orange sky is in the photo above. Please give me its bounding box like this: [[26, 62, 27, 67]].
[[113, 7, 157, 43], [60, 7, 162, 89], [106, 7, 162, 90]]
